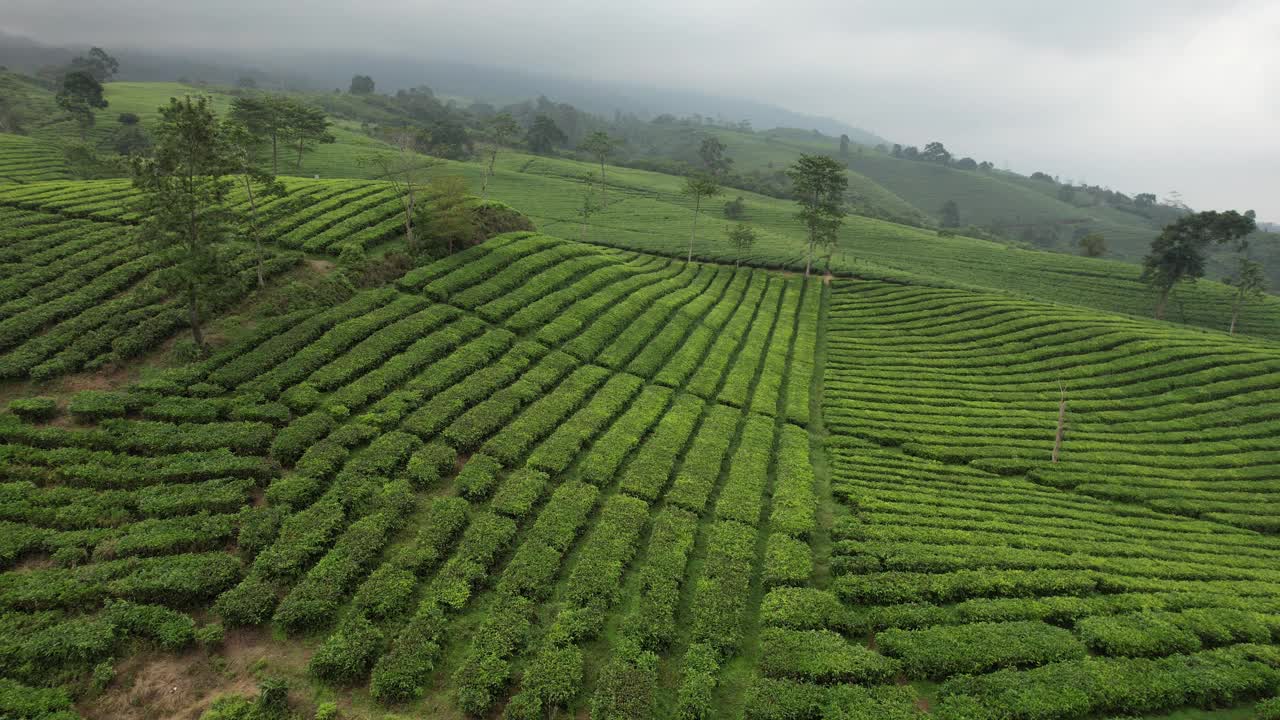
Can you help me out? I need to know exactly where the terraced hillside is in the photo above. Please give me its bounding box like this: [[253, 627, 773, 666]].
[[0, 134, 70, 184], [0, 234, 825, 718], [823, 281, 1280, 533], [2, 233, 1278, 720]]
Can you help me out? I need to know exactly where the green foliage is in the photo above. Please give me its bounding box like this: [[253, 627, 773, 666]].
[[8, 397, 58, 422]]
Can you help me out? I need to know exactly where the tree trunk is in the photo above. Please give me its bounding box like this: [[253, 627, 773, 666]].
[[404, 182, 416, 254], [187, 282, 205, 351], [243, 177, 264, 288], [805, 237, 814, 277], [1051, 384, 1067, 463], [599, 159, 607, 204], [481, 148, 497, 201], [1154, 287, 1170, 319], [296, 140, 304, 172], [688, 197, 700, 264]]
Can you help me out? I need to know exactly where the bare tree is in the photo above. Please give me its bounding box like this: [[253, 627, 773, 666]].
[[481, 113, 520, 202], [362, 132, 440, 254]]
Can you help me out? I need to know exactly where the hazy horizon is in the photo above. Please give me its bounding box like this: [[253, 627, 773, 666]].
[[4, 0, 1278, 219]]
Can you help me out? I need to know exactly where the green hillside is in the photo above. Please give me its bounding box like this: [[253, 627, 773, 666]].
[[1, 71, 1279, 720], [0, 236, 1277, 720]]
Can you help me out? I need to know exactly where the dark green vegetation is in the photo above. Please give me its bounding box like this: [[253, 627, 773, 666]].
[[0, 68, 1278, 720]]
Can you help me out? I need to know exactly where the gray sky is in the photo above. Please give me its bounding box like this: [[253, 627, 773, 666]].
[[6, 0, 1278, 219]]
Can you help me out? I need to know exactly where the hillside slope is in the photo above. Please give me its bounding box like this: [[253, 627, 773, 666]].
[[1, 235, 1277, 719]]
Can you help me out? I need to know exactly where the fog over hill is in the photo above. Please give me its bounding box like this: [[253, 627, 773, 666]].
[[3, 0, 1278, 220]]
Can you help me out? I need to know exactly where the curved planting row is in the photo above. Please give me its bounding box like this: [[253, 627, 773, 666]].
[[796, 279, 1280, 720], [0, 207, 299, 380], [824, 280, 1280, 532]]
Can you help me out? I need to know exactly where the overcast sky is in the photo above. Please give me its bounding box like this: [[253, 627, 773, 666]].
[[7, 0, 1279, 219]]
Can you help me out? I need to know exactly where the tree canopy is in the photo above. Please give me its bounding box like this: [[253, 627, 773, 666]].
[[1140, 210, 1256, 319], [786, 154, 848, 276]]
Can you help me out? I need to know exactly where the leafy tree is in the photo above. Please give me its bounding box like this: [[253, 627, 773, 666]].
[[955, 157, 978, 171], [978, 160, 994, 171], [419, 176, 475, 255], [725, 223, 757, 267], [723, 196, 746, 220], [581, 131, 615, 191], [69, 47, 119, 82], [236, 75, 257, 89], [1225, 258, 1267, 335], [362, 132, 441, 254], [480, 112, 519, 201], [1140, 210, 1256, 319], [1079, 232, 1106, 257], [130, 95, 237, 352], [284, 102, 334, 171], [681, 172, 721, 263], [891, 144, 903, 157], [0, 94, 24, 133], [839, 134, 850, 157], [922, 141, 952, 164], [424, 120, 472, 160], [697, 136, 732, 177], [786, 154, 847, 276], [56, 70, 108, 140], [900, 145, 919, 160], [1135, 193, 1157, 207], [349, 75, 376, 95], [939, 200, 960, 228], [225, 120, 287, 287], [1030, 171, 1055, 182], [229, 96, 289, 173], [577, 175, 603, 243], [527, 115, 567, 154]]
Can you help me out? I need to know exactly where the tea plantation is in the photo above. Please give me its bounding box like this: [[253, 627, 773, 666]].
[[1, 229, 1278, 719], [1, 81, 1279, 720]]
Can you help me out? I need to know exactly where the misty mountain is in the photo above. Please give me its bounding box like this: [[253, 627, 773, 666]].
[[0, 32, 886, 144]]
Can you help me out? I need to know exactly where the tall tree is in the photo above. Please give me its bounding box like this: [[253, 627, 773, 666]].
[[786, 154, 848, 276], [939, 200, 961, 228], [70, 47, 119, 82], [349, 75, 376, 95], [1140, 210, 1256, 319], [527, 115, 567, 154], [284, 103, 334, 172], [480, 113, 519, 201], [418, 176, 474, 255], [1225, 258, 1267, 336], [725, 223, 757, 267], [839, 134, 850, 158], [1078, 232, 1106, 257], [130, 96, 237, 352], [697, 136, 732, 178], [921, 141, 952, 164], [681, 173, 721, 263], [577, 174, 603, 244], [224, 120, 287, 287], [581, 131, 615, 194], [56, 70, 108, 141], [363, 132, 440, 255], [229, 96, 289, 174]]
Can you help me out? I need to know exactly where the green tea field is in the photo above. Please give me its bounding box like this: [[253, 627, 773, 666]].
[[0, 229, 1277, 719], [0, 64, 1278, 720]]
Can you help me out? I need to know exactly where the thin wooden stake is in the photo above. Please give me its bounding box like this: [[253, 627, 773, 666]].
[[1051, 381, 1067, 463]]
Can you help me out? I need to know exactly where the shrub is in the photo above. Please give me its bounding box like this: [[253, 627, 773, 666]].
[[758, 628, 900, 684], [456, 453, 502, 500], [309, 613, 384, 686], [68, 390, 131, 421], [763, 534, 812, 588], [195, 623, 224, 650], [878, 620, 1086, 678], [9, 397, 58, 422], [405, 443, 456, 490]]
